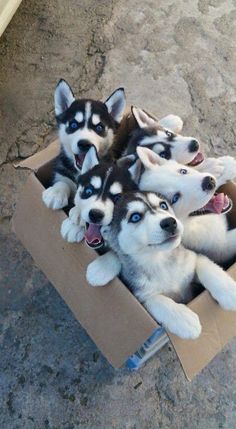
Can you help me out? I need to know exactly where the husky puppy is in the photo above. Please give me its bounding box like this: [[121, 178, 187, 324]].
[[42, 79, 126, 210], [86, 147, 236, 284], [122, 107, 204, 166], [137, 147, 236, 263], [99, 191, 236, 339], [61, 146, 139, 247]]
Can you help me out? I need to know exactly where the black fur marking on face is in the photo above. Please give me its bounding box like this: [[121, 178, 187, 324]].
[[78, 161, 138, 202], [153, 143, 172, 160], [166, 131, 176, 141], [126, 129, 173, 160], [125, 128, 157, 155], [56, 99, 118, 131], [88, 119, 106, 137]]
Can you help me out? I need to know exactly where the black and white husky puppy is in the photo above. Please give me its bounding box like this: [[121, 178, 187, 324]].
[[60, 146, 139, 247], [123, 107, 204, 166], [98, 191, 236, 339], [42, 79, 126, 210]]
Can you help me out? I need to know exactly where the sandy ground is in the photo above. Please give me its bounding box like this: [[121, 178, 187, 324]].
[[0, 0, 236, 428]]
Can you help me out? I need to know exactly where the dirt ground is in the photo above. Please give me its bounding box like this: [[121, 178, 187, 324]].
[[0, 0, 236, 428]]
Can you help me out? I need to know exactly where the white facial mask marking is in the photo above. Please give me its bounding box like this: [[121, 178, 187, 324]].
[[92, 114, 101, 125], [85, 102, 91, 124], [75, 112, 84, 123], [110, 182, 122, 195], [91, 176, 102, 189]]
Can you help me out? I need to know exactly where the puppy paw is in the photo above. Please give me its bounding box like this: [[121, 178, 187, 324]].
[[218, 156, 236, 184], [61, 218, 84, 243], [86, 257, 120, 286], [42, 186, 68, 210], [215, 279, 236, 311], [197, 158, 224, 178], [69, 206, 81, 225], [168, 305, 202, 340]]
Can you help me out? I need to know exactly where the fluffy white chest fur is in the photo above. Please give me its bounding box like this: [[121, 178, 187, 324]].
[[124, 246, 197, 303]]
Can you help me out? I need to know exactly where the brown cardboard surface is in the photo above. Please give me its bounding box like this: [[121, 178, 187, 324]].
[[13, 142, 236, 378], [169, 289, 236, 380], [12, 173, 157, 368]]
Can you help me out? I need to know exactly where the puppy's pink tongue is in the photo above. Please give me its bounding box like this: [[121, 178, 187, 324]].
[[189, 152, 204, 166], [203, 193, 229, 214], [84, 224, 102, 245], [75, 153, 86, 168]]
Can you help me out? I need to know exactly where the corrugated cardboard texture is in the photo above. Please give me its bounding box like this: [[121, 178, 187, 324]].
[[12, 173, 157, 368]]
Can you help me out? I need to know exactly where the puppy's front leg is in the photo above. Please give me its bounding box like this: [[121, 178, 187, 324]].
[[42, 174, 76, 210], [87, 251, 121, 286], [196, 254, 236, 310], [196, 156, 236, 187], [144, 294, 202, 339]]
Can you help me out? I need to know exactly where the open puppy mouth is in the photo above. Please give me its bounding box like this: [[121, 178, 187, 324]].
[[74, 153, 86, 169], [84, 223, 104, 249], [190, 193, 232, 216], [188, 152, 204, 166]]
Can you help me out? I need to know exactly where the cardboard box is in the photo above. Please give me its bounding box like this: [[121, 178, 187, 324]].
[[12, 140, 236, 380], [0, 0, 23, 38]]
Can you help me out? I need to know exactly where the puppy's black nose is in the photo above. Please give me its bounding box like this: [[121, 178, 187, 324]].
[[78, 140, 91, 152], [160, 217, 177, 234], [202, 176, 216, 192], [188, 139, 199, 153], [89, 209, 104, 224]]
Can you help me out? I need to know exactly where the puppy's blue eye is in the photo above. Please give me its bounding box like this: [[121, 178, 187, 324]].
[[171, 193, 181, 204], [179, 168, 187, 175], [95, 123, 104, 133], [83, 185, 94, 198], [159, 152, 167, 159], [69, 120, 79, 131], [160, 201, 168, 210], [112, 193, 122, 203], [129, 212, 142, 223]]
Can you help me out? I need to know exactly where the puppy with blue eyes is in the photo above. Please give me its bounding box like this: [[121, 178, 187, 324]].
[[91, 191, 236, 340], [60, 146, 139, 247], [42, 79, 126, 210]]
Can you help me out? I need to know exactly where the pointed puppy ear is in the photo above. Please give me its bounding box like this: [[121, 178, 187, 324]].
[[158, 114, 183, 133], [81, 146, 99, 175], [131, 106, 157, 129], [117, 154, 141, 184], [105, 88, 126, 123], [137, 146, 166, 170], [54, 79, 75, 116]]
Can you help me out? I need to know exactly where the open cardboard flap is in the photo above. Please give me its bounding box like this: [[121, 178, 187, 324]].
[[14, 139, 60, 172], [13, 140, 236, 380]]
